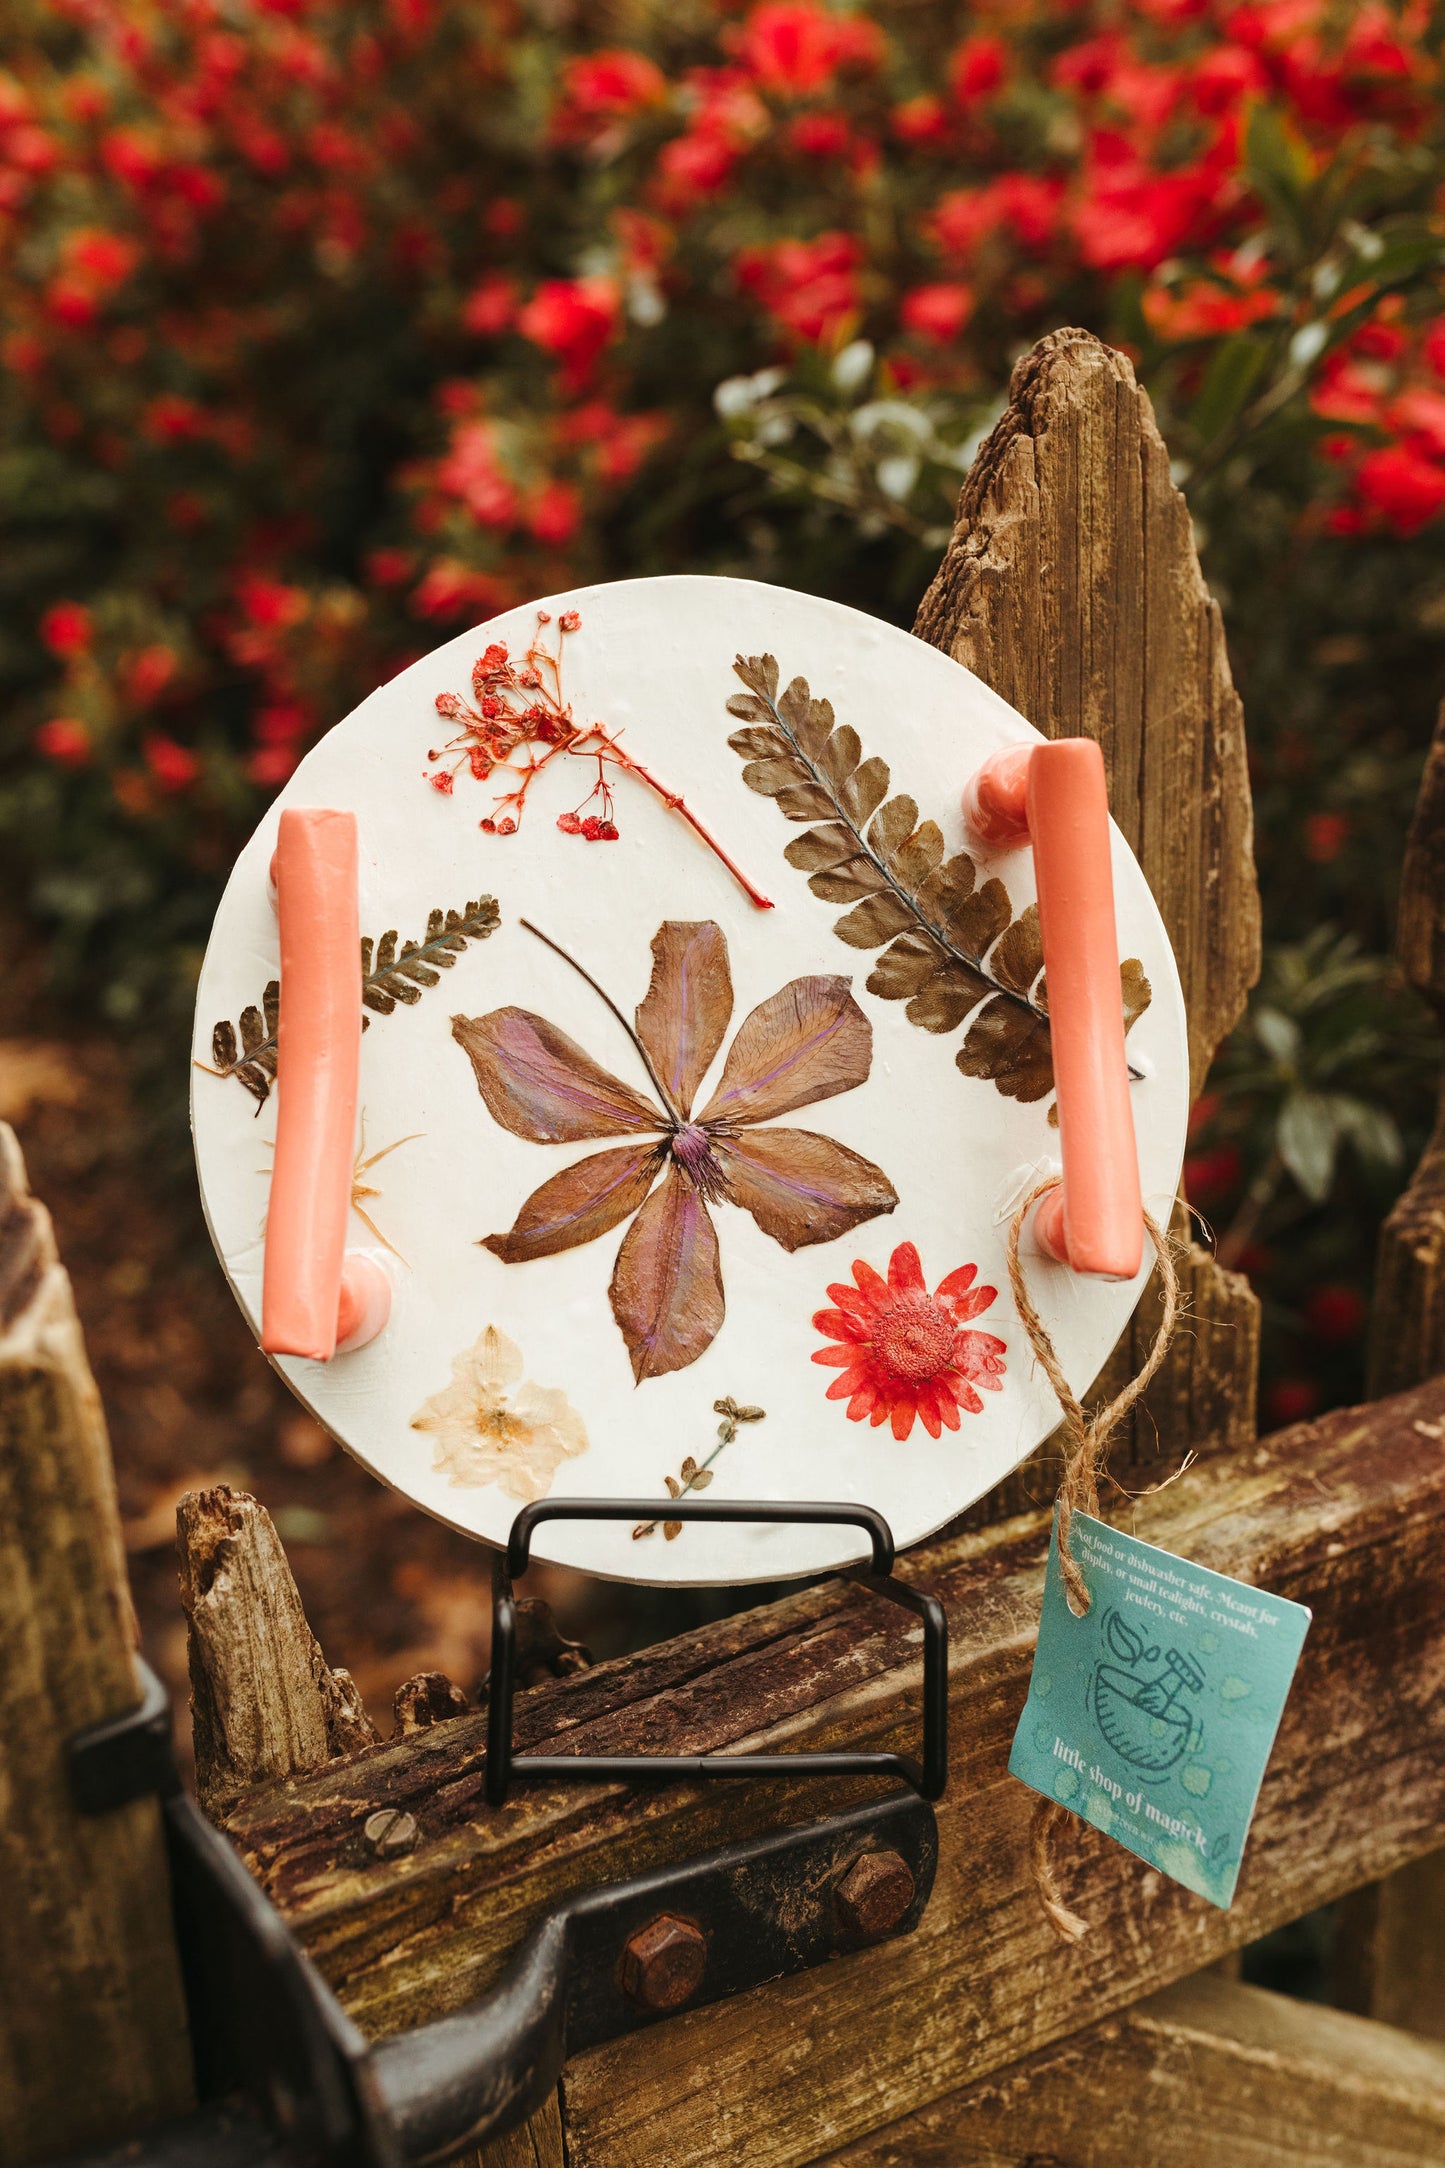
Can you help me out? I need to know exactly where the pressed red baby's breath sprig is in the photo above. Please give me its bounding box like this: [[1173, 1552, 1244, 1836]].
[[425, 611, 773, 910]]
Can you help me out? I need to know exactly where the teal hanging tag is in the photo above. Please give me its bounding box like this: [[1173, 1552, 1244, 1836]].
[[1009, 1510, 1311, 1908]]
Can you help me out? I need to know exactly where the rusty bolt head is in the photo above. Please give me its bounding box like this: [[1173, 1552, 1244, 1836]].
[[364, 1808, 418, 1859], [835, 1849, 915, 1940], [618, 1913, 707, 2012]]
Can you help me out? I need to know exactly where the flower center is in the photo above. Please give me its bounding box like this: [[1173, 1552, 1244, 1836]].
[[670, 1123, 726, 1199], [872, 1294, 956, 1382]]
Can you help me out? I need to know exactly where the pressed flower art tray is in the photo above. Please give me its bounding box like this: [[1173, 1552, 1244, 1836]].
[[192, 576, 1188, 1586]]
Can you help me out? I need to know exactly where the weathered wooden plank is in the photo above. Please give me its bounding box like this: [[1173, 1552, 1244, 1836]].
[[179, 1482, 378, 1818], [915, 328, 1260, 1507], [915, 326, 1259, 1099], [1370, 697, 1445, 1400], [476, 2091, 566, 2168], [1347, 698, 1445, 2034], [1336, 1852, 1445, 2040], [807, 1973, 1445, 2167], [0, 1123, 192, 2162], [219, 1374, 1445, 2166]]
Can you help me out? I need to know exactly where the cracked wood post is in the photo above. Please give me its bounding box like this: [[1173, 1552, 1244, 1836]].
[[1336, 699, 1445, 2036], [915, 327, 1262, 1511], [177, 1482, 379, 1819], [0, 1122, 192, 2162]]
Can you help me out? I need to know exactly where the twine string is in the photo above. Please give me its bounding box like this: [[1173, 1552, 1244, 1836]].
[[1005, 1177, 1180, 1943]]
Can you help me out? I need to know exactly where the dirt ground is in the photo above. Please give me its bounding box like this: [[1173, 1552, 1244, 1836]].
[[0, 1019, 713, 1760]]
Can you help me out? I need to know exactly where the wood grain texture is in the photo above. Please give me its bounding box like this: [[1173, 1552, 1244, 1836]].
[[0, 1122, 192, 2161], [1336, 1853, 1445, 2041], [1350, 701, 1445, 2033], [1370, 699, 1445, 1400], [915, 326, 1259, 1094], [178, 1482, 378, 1818], [473, 2090, 567, 2168], [964, 1203, 1259, 1527], [915, 328, 1261, 1499], [808, 1973, 1445, 2167], [218, 1375, 1445, 2167]]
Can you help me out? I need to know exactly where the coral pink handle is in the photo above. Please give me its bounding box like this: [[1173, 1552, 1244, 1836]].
[[968, 740, 1144, 1281], [261, 808, 389, 1358]]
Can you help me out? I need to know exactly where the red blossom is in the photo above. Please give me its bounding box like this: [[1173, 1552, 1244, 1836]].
[[1303, 811, 1351, 863], [254, 701, 309, 744], [735, 231, 863, 344], [527, 479, 582, 548], [143, 731, 200, 792], [35, 717, 92, 768], [39, 601, 92, 657], [788, 111, 854, 160], [1267, 1378, 1319, 1427], [735, 3, 882, 96], [411, 560, 505, 621], [930, 174, 1061, 261], [1312, 355, 1387, 426], [460, 272, 517, 338], [900, 281, 973, 343], [557, 48, 668, 130], [1143, 272, 1277, 342], [248, 744, 299, 786], [143, 394, 207, 444], [517, 276, 621, 386], [812, 1240, 1006, 1441], [236, 575, 308, 629], [890, 95, 949, 145], [1394, 387, 1445, 460], [1187, 42, 1269, 114], [1073, 144, 1215, 273], [435, 419, 519, 527], [125, 645, 177, 705], [947, 33, 1007, 106], [654, 129, 740, 208], [1355, 444, 1445, 534]]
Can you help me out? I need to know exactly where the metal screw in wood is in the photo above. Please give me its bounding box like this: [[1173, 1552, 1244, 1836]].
[[364, 1808, 418, 1859], [618, 1913, 708, 2011], [834, 1849, 915, 1940]]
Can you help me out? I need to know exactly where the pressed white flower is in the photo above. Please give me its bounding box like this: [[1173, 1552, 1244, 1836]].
[[410, 1324, 587, 1503]]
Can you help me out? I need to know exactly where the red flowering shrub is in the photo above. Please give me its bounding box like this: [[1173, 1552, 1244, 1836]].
[[3, 0, 1445, 1407]]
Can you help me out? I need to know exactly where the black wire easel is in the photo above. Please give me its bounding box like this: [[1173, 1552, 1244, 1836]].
[[484, 1496, 948, 1807]]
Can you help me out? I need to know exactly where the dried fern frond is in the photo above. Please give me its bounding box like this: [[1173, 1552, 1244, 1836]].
[[728, 655, 1150, 1105], [206, 895, 501, 1107], [210, 982, 279, 1109], [361, 897, 501, 1016]]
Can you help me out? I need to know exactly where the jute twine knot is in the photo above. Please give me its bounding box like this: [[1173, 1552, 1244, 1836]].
[[1005, 1177, 1180, 1944]]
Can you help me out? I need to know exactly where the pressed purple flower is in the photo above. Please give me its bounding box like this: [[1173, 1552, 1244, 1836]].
[[453, 919, 898, 1381]]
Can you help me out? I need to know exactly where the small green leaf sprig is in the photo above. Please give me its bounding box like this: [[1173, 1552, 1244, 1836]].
[[632, 1396, 766, 1541]]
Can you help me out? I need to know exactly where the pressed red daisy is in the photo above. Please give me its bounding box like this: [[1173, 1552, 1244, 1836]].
[[811, 1239, 1007, 1442]]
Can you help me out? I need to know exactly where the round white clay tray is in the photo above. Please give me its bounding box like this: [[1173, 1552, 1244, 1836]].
[[192, 576, 1187, 1585]]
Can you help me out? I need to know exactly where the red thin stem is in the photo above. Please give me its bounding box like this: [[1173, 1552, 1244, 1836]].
[[578, 727, 774, 912]]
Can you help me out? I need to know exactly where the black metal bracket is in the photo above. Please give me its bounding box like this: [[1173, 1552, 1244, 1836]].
[[66, 1761, 937, 2167], [69, 1655, 178, 1814], [59, 1499, 946, 2166], [486, 1496, 948, 1806]]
